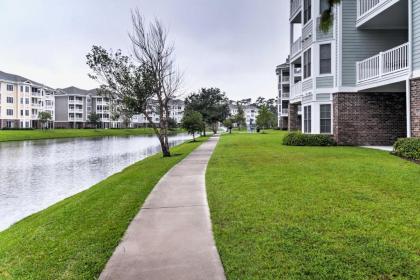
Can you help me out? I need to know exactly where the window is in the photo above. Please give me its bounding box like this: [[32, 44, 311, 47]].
[[20, 110, 24, 116], [25, 98, 29, 104], [6, 109, 13, 116], [304, 106, 311, 133], [320, 104, 331, 133], [7, 84, 13, 91], [6, 97, 13, 103], [303, 49, 312, 79], [320, 44, 332, 74], [25, 86, 29, 92], [26, 110, 29, 116], [320, 0, 329, 14], [20, 86, 23, 92], [304, 0, 312, 24]]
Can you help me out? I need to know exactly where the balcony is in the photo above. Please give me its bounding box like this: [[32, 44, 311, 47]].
[[290, 0, 301, 20], [282, 92, 290, 99], [290, 81, 302, 101], [281, 76, 290, 83], [298, 105, 302, 115], [281, 108, 289, 116], [357, 0, 408, 28], [356, 42, 409, 85], [291, 37, 302, 58]]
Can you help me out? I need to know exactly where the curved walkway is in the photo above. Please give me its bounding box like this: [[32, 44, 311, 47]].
[[100, 136, 225, 280]]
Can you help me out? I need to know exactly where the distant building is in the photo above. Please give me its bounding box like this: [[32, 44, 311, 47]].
[[54, 87, 114, 129], [132, 99, 185, 127], [229, 100, 259, 130], [0, 70, 55, 129]]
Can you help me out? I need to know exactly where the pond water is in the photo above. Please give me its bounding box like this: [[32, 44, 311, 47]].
[[0, 134, 192, 231]]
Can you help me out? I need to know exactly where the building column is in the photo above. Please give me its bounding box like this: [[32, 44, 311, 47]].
[[410, 78, 420, 137], [288, 103, 300, 131]]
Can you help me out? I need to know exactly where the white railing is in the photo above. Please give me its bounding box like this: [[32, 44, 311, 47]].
[[298, 105, 302, 114], [282, 76, 290, 83], [290, 81, 302, 100], [282, 108, 289, 115], [357, 0, 381, 18], [282, 92, 290, 99], [290, 0, 302, 18], [291, 37, 302, 57], [356, 42, 409, 83]]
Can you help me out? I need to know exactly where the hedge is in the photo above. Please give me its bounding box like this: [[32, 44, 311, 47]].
[[393, 138, 420, 160], [282, 132, 336, 146]]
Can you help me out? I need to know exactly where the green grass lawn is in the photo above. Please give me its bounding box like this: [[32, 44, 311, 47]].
[[206, 131, 419, 280], [0, 138, 207, 280], [0, 128, 183, 142]]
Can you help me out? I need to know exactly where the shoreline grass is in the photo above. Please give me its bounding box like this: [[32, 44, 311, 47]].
[[0, 128, 184, 142], [206, 131, 419, 279], [0, 137, 207, 279]]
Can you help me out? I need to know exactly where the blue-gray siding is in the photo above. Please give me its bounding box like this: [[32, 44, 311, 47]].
[[302, 78, 313, 92], [302, 20, 313, 50], [54, 96, 68, 121], [413, 0, 420, 70], [341, 0, 408, 86], [316, 76, 334, 88]]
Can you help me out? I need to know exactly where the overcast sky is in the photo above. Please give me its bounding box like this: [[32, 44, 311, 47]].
[[0, 0, 289, 101]]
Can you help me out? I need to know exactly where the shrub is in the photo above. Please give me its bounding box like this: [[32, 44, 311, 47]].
[[282, 132, 336, 146], [393, 138, 420, 160]]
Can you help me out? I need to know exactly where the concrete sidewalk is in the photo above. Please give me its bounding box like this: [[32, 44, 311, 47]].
[[100, 136, 225, 280]]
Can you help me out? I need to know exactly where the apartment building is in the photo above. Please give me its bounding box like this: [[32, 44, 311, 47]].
[[0, 71, 55, 129], [229, 100, 259, 130], [284, 0, 417, 145], [54, 87, 113, 128], [132, 99, 185, 127]]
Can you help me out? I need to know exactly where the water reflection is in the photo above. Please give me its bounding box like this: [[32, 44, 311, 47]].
[[0, 134, 192, 231]]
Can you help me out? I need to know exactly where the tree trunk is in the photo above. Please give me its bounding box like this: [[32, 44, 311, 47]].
[[192, 132, 195, 141], [203, 126, 206, 136]]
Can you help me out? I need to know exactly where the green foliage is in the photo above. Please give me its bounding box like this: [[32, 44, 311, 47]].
[[181, 111, 204, 141], [38, 111, 52, 122], [282, 132, 336, 146], [207, 131, 420, 279], [233, 102, 246, 130], [256, 105, 276, 131], [393, 138, 420, 160], [184, 88, 230, 134], [168, 118, 178, 130], [88, 112, 101, 128], [0, 139, 207, 279], [319, 0, 342, 33], [223, 118, 234, 133]]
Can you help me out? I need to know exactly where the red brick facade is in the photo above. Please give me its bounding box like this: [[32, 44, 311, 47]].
[[410, 78, 420, 137], [333, 92, 406, 145]]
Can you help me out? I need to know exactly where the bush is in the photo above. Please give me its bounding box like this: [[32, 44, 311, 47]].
[[393, 138, 420, 160], [1, 128, 34, 131], [282, 132, 336, 146]]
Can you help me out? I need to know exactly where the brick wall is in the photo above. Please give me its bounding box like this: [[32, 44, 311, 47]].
[[333, 92, 406, 145], [288, 104, 300, 131], [410, 78, 420, 137]]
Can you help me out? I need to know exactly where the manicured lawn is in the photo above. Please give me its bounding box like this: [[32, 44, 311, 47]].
[[0, 128, 182, 142], [206, 131, 419, 279], [0, 138, 207, 280]]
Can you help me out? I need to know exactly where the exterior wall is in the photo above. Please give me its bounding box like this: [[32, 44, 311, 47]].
[[288, 103, 301, 131], [412, 0, 420, 71], [54, 96, 68, 122], [341, 0, 409, 87], [333, 92, 406, 145], [410, 78, 420, 136], [316, 76, 334, 88], [302, 78, 313, 92], [302, 20, 313, 50]]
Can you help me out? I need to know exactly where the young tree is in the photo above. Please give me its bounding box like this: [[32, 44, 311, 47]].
[[168, 118, 178, 130], [256, 105, 276, 133], [223, 117, 233, 134], [181, 111, 204, 141], [233, 102, 246, 131], [320, 0, 341, 32], [86, 9, 181, 157], [88, 112, 101, 128], [184, 88, 230, 135], [38, 111, 52, 130]]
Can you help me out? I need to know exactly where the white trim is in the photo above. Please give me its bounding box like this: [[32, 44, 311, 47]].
[[406, 79, 411, 137], [356, 0, 400, 28]]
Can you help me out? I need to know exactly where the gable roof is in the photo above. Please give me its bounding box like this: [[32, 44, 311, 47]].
[[0, 70, 47, 88]]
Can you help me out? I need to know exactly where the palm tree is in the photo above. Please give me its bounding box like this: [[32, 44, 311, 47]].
[[320, 0, 341, 32]]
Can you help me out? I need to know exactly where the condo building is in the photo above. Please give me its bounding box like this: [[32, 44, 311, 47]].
[[0, 71, 55, 129], [54, 87, 114, 129], [132, 99, 185, 127], [284, 0, 417, 145], [229, 100, 259, 130]]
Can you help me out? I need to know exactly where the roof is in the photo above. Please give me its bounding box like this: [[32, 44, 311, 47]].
[[56, 86, 99, 96], [0, 70, 47, 88]]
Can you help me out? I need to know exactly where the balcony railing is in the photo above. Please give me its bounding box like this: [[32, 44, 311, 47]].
[[357, 0, 381, 19], [290, 0, 301, 18], [291, 37, 302, 57], [282, 108, 289, 115], [356, 42, 409, 83], [298, 105, 302, 114], [290, 81, 302, 100], [282, 92, 290, 99], [282, 76, 290, 83]]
